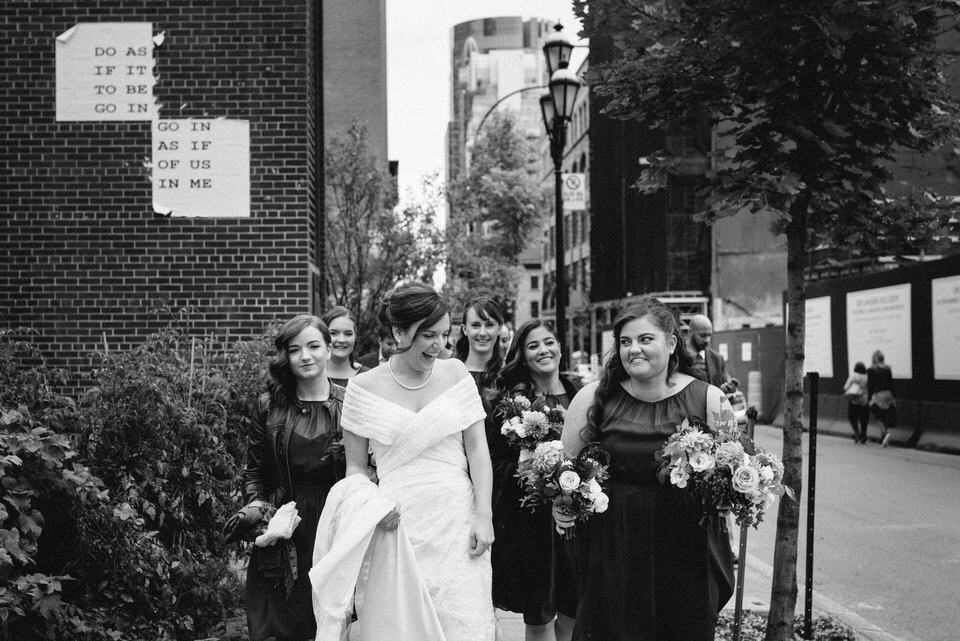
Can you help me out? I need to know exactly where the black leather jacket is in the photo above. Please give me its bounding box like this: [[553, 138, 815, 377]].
[[242, 384, 345, 505]]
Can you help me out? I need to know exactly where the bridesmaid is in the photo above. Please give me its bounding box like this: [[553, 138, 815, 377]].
[[454, 295, 505, 391], [231, 314, 345, 641], [489, 319, 579, 641], [559, 298, 735, 640], [321, 306, 369, 387]]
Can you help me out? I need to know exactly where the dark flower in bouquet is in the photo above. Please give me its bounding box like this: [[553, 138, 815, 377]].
[[494, 392, 566, 452], [656, 416, 793, 530], [517, 441, 611, 539]]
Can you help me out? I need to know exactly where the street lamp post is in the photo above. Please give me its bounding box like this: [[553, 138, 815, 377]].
[[540, 24, 580, 370]]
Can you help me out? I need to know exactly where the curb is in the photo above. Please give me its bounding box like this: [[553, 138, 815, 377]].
[[741, 554, 907, 641]]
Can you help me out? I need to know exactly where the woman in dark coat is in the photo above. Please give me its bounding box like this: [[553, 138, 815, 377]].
[[226, 314, 345, 641]]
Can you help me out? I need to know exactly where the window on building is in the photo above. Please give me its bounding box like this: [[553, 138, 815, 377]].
[[531, 301, 539, 318], [531, 275, 539, 289]]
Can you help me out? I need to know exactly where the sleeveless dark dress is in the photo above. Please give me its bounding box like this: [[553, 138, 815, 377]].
[[574, 379, 734, 641], [328, 363, 369, 388], [472, 371, 578, 625], [245, 402, 339, 641]]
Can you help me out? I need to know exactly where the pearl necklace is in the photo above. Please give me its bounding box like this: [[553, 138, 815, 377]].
[[387, 357, 435, 390]]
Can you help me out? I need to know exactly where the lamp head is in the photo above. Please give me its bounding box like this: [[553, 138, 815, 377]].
[[542, 23, 574, 77]]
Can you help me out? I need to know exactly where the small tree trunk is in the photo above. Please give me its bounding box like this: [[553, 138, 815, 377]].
[[766, 194, 809, 641]]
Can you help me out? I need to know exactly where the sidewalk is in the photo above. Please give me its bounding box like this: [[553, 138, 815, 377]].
[[495, 550, 903, 641]]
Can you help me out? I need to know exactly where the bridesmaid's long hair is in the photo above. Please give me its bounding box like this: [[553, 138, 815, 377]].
[[454, 296, 505, 378], [268, 314, 332, 407], [583, 297, 691, 441], [493, 319, 558, 401]]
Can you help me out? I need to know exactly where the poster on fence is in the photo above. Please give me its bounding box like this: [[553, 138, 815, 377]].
[[846, 284, 912, 379], [932, 274, 960, 380], [804, 296, 833, 378], [56, 23, 156, 121], [151, 119, 250, 217]]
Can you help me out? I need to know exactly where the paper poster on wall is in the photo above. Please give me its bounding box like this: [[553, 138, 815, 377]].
[[152, 119, 250, 217], [741, 342, 752, 362], [804, 296, 833, 378], [718, 343, 729, 362], [932, 274, 960, 380], [56, 23, 157, 121], [846, 284, 912, 378]]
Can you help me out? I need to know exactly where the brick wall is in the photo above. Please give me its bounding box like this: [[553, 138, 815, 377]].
[[1, 0, 322, 390]]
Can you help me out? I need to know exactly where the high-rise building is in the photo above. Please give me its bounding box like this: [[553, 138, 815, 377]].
[[447, 17, 554, 187]]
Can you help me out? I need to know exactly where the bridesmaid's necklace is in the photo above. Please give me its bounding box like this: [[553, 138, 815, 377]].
[[388, 356, 435, 390]]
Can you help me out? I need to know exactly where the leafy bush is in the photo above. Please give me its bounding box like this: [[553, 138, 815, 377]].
[[1, 327, 272, 640], [715, 610, 857, 641]]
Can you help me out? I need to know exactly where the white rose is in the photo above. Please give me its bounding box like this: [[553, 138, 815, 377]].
[[670, 466, 689, 489], [500, 421, 513, 436], [759, 466, 775, 482], [688, 450, 715, 473], [732, 465, 761, 494], [592, 491, 609, 513], [559, 470, 581, 492], [584, 478, 602, 500]]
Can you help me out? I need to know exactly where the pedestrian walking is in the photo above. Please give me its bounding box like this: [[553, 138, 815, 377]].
[[867, 350, 896, 447], [843, 361, 870, 443]]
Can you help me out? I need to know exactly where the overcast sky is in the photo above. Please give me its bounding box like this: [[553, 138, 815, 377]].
[[386, 1, 583, 202]]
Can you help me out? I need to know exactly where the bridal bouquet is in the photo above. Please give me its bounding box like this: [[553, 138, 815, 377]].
[[657, 418, 793, 529], [516, 440, 610, 538], [495, 393, 566, 452]]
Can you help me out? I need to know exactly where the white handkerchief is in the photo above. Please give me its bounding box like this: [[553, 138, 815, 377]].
[[254, 501, 302, 547]]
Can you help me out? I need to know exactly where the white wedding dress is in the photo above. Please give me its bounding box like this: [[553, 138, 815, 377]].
[[340, 375, 496, 641]]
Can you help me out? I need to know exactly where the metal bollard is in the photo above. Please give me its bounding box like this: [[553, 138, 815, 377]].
[[731, 405, 757, 641]]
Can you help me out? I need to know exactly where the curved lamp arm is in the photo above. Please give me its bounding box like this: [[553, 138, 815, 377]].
[[473, 84, 548, 141]]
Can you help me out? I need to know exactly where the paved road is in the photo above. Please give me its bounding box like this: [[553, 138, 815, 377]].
[[498, 425, 960, 641], [745, 425, 960, 641]]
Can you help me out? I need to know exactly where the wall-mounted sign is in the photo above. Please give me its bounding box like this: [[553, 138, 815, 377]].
[[932, 274, 960, 380], [846, 284, 912, 378], [152, 119, 250, 217], [562, 173, 586, 211], [56, 23, 156, 121], [804, 296, 833, 378]]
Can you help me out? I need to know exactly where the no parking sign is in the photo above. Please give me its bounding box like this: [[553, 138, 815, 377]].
[[562, 173, 586, 211]]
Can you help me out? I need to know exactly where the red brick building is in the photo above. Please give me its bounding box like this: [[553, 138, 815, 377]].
[[1, 1, 387, 389]]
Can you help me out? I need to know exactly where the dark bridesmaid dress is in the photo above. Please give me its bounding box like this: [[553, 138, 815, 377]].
[[573, 379, 734, 641]]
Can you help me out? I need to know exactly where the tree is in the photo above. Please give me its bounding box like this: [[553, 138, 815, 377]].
[[446, 114, 544, 320], [574, 1, 960, 638], [325, 124, 444, 350]]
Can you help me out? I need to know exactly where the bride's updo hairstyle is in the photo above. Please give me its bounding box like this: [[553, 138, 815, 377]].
[[583, 296, 691, 441], [378, 281, 450, 354]]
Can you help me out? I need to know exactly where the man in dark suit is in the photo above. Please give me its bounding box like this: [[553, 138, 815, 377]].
[[685, 314, 735, 392], [357, 326, 397, 369]]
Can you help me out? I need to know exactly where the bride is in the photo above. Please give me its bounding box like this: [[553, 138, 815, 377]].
[[315, 282, 496, 640]]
